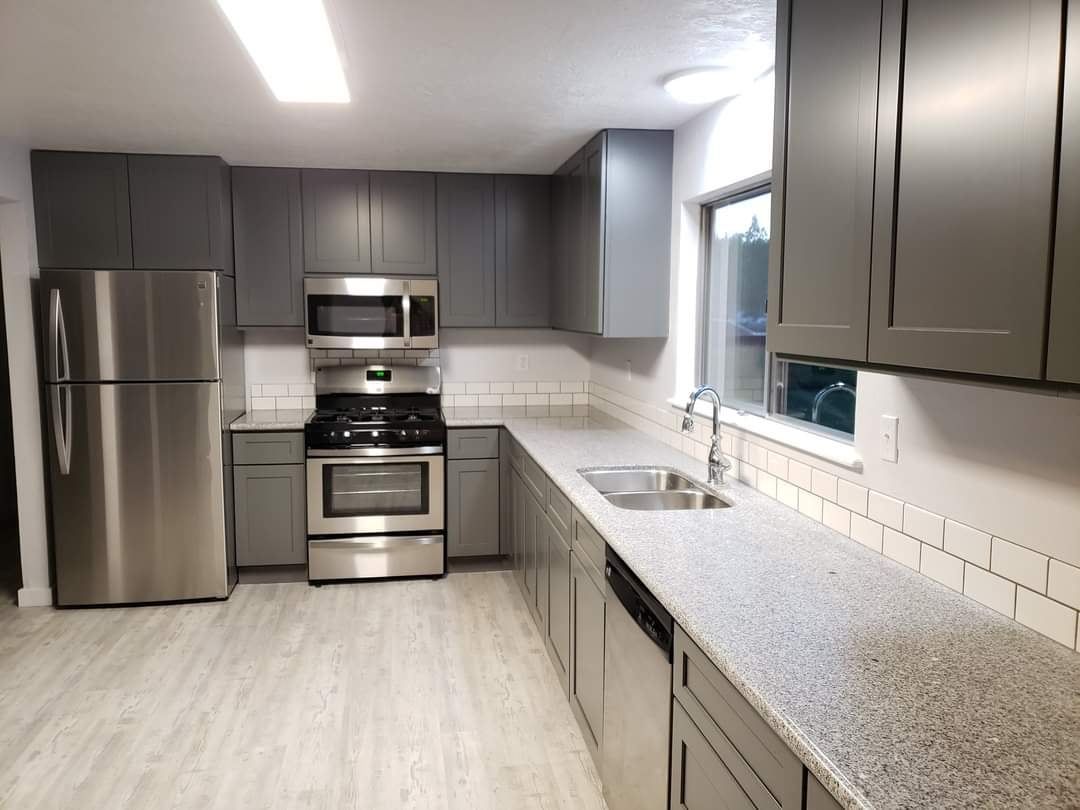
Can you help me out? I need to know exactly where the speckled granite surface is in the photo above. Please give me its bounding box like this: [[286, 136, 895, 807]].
[[229, 409, 314, 431], [444, 408, 1080, 810]]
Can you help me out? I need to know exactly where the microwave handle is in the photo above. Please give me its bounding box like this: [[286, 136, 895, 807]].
[[402, 288, 412, 347]]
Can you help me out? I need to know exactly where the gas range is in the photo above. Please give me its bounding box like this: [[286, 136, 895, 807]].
[[305, 401, 445, 450]]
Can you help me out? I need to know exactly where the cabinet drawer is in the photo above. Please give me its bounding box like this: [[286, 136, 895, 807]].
[[572, 508, 605, 576], [232, 432, 305, 465], [522, 455, 547, 506], [446, 428, 500, 459], [671, 699, 757, 810], [547, 481, 572, 542], [508, 435, 525, 471], [674, 627, 802, 810]]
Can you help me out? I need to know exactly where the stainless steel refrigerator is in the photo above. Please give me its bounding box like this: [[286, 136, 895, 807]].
[[41, 269, 245, 606]]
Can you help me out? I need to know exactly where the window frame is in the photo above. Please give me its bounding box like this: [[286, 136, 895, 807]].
[[698, 174, 857, 443]]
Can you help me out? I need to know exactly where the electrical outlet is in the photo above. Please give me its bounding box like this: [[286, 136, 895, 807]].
[[880, 415, 899, 463], [516, 354, 529, 371]]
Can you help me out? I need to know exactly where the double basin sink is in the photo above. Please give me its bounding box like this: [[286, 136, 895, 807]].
[[579, 467, 733, 511]]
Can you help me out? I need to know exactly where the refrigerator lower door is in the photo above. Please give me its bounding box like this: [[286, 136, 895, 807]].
[[47, 381, 229, 605]]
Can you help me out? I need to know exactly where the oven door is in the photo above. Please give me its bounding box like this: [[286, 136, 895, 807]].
[[304, 277, 438, 350], [307, 447, 444, 536]]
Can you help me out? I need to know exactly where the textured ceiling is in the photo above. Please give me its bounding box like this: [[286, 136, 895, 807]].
[[0, 0, 775, 173]]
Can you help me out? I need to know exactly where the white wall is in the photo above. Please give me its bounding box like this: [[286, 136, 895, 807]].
[[0, 139, 51, 606], [588, 75, 1080, 569]]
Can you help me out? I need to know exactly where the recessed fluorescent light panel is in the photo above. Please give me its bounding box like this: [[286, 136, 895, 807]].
[[217, 0, 350, 103], [663, 68, 743, 104]]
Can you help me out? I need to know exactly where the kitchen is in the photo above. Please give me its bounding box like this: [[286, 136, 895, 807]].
[[1, 1, 1079, 808]]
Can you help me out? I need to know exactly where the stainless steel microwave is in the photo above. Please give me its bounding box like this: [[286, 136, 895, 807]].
[[304, 277, 438, 350]]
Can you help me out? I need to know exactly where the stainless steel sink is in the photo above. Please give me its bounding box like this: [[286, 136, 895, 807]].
[[579, 467, 733, 510]]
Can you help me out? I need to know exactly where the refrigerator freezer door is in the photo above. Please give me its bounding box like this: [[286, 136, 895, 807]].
[[41, 269, 219, 383], [47, 381, 229, 605]]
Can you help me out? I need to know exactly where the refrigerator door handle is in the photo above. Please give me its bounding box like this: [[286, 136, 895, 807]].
[[51, 384, 72, 475], [49, 288, 70, 382]]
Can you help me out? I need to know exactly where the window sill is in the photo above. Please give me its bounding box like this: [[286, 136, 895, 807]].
[[665, 397, 864, 472]]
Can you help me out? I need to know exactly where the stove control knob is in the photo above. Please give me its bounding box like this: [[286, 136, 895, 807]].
[[343, 431, 351, 438]]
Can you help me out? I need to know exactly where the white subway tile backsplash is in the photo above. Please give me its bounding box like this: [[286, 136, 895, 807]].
[[850, 514, 884, 552], [777, 480, 799, 509], [767, 451, 789, 481], [327, 349, 352, 359], [261, 383, 289, 396], [561, 381, 584, 393], [573, 392, 589, 405], [275, 396, 302, 409], [502, 394, 526, 406], [798, 491, 823, 523], [788, 460, 812, 490], [443, 382, 466, 395], [837, 480, 868, 516], [465, 382, 490, 395], [455, 395, 478, 407], [811, 469, 838, 502], [477, 394, 501, 407], [526, 394, 549, 406], [920, 545, 965, 592], [964, 565, 1016, 618], [287, 383, 314, 396], [749, 443, 768, 470], [822, 502, 851, 536], [944, 521, 992, 569], [756, 471, 777, 499], [490, 382, 514, 394], [739, 464, 757, 488], [302, 396, 316, 409], [903, 505, 945, 549], [868, 492, 904, 530], [249, 384, 262, 396], [991, 538, 1049, 594], [1048, 561, 1080, 610], [883, 528, 921, 571], [1015, 588, 1077, 648], [537, 381, 560, 393], [549, 393, 573, 406], [251, 397, 277, 410], [514, 382, 537, 394]]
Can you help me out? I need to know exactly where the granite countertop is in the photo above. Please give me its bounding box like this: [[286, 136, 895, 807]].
[[229, 409, 314, 431], [443, 407, 1080, 810]]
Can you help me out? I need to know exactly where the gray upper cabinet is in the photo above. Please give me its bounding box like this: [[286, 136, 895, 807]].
[[447, 458, 500, 557], [1048, 0, 1080, 385], [767, 0, 880, 362], [868, 0, 1062, 378], [31, 151, 133, 269], [552, 130, 673, 337], [232, 167, 304, 326], [370, 171, 437, 276], [495, 174, 551, 327], [302, 169, 372, 274], [437, 173, 495, 326], [128, 155, 233, 273]]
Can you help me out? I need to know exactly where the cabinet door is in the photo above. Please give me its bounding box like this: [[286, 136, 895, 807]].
[[233, 464, 306, 566], [869, 0, 1062, 378], [128, 155, 231, 271], [580, 133, 606, 335], [370, 171, 437, 276], [535, 494, 549, 631], [495, 175, 551, 327], [447, 458, 500, 557], [523, 483, 539, 611], [564, 152, 587, 331], [571, 552, 605, 757], [545, 518, 571, 693], [499, 430, 511, 555], [767, 0, 880, 362], [437, 173, 495, 326], [550, 166, 572, 330], [511, 468, 528, 593], [301, 169, 372, 274], [31, 151, 132, 269], [670, 700, 757, 810], [1048, 0, 1080, 384], [232, 167, 304, 326]]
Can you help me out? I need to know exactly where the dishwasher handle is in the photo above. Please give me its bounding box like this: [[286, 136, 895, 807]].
[[606, 549, 674, 661]]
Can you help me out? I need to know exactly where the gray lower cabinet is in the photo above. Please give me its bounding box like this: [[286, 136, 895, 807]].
[[499, 429, 511, 555], [301, 168, 372, 274], [545, 514, 571, 694], [233, 463, 306, 566], [495, 174, 551, 327], [806, 773, 843, 810], [31, 150, 133, 269], [868, 0, 1062, 378], [232, 167, 304, 326], [446, 458, 500, 557], [1048, 0, 1080, 385], [570, 550, 605, 760], [670, 700, 756, 810], [128, 154, 233, 273], [511, 467, 528, 594], [438, 173, 496, 326], [370, 171, 437, 276], [767, 0, 880, 362]]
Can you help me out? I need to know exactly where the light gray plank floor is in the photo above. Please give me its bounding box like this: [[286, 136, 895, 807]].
[[0, 572, 607, 810]]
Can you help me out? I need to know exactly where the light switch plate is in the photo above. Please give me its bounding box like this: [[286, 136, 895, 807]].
[[880, 415, 899, 463]]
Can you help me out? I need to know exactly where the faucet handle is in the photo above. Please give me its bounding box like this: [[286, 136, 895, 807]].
[[681, 414, 694, 433]]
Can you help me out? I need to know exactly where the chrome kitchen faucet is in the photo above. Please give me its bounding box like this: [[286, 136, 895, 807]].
[[682, 385, 732, 486]]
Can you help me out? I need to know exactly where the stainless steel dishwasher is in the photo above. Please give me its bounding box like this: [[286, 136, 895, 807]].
[[601, 546, 674, 810]]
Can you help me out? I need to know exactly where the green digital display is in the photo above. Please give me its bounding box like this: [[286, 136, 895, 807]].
[[366, 369, 391, 381]]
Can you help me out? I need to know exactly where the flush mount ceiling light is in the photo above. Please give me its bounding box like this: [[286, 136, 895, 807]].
[[217, 0, 350, 103], [662, 67, 745, 104]]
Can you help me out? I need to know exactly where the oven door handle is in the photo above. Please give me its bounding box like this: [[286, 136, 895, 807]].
[[307, 445, 443, 458]]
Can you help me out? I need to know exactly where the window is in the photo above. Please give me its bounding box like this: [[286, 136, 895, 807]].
[[700, 182, 857, 439]]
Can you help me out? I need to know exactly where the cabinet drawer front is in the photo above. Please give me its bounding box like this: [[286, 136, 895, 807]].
[[671, 700, 758, 810], [232, 432, 305, 465], [674, 627, 802, 810], [509, 435, 525, 472], [446, 428, 500, 459], [572, 508, 605, 576], [547, 481, 572, 542], [522, 455, 547, 506]]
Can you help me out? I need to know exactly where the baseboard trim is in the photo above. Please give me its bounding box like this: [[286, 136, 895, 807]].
[[17, 586, 53, 608]]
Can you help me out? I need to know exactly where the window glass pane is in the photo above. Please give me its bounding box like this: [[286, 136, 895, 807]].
[[703, 190, 771, 411], [773, 359, 857, 437]]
